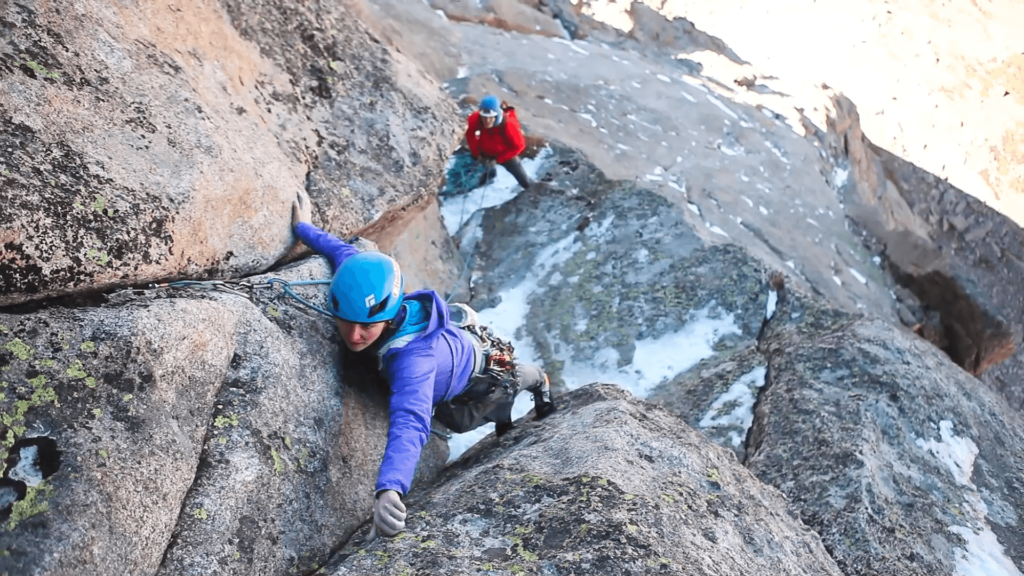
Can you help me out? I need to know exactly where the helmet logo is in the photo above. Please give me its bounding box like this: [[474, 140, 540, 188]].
[[391, 259, 402, 298], [365, 294, 377, 308]]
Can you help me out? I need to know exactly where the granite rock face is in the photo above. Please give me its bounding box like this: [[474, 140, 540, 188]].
[[0, 258, 446, 575], [326, 384, 844, 576], [0, 0, 459, 306], [746, 285, 1024, 576]]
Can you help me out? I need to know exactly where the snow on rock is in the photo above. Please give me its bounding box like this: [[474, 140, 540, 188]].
[[698, 366, 768, 448], [915, 421, 1023, 576], [439, 148, 553, 236]]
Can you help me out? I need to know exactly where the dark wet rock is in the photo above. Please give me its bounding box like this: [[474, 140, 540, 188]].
[[326, 384, 843, 576], [0, 258, 446, 575], [463, 146, 770, 394], [746, 285, 1024, 576], [0, 0, 459, 306]]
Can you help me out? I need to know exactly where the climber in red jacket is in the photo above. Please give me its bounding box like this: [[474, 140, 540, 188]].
[[465, 95, 533, 190]]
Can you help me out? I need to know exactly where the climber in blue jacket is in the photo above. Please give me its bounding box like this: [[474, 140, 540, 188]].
[[290, 190, 556, 541]]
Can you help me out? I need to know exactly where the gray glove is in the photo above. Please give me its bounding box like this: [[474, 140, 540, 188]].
[[369, 490, 406, 540], [292, 190, 312, 230]]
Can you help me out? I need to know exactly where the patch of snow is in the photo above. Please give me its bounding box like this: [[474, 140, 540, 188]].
[[766, 141, 790, 164], [636, 248, 649, 264], [873, 255, 882, 266], [599, 128, 609, 134], [948, 525, 1024, 576], [698, 366, 768, 447], [440, 148, 552, 236], [675, 156, 683, 163], [706, 95, 739, 120], [681, 76, 708, 91], [457, 66, 469, 79], [557, 303, 742, 396], [785, 260, 795, 269], [759, 206, 769, 215], [668, 181, 685, 193], [616, 143, 631, 150], [849, 269, 867, 284], [832, 165, 850, 188], [687, 203, 701, 216], [717, 140, 744, 156], [740, 173, 750, 182], [645, 174, 663, 181], [578, 113, 597, 127], [914, 421, 1022, 576], [832, 275, 843, 286], [916, 420, 978, 487], [741, 196, 754, 208], [766, 290, 778, 320], [806, 218, 820, 228], [434, 9, 448, 20], [656, 74, 671, 83], [707, 223, 729, 237], [653, 166, 664, 175], [681, 91, 697, 103], [8, 445, 42, 486], [552, 37, 589, 55]]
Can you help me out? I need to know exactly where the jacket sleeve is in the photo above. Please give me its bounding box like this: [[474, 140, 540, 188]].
[[465, 112, 481, 158], [294, 221, 359, 271], [495, 111, 526, 163], [374, 346, 437, 495]]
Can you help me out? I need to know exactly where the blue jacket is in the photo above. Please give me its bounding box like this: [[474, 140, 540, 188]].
[[295, 222, 476, 495]]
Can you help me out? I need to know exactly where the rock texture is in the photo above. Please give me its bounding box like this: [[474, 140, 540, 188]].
[[821, 94, 1022, 402], [0, 258, 446, 575], [462, 147, 770, 395], [746, 284, 1024, 576], [0, 0, 459, 306], [326, 384, 844, 576]]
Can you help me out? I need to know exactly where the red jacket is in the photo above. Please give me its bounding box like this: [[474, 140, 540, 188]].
[[465, 107, 526, 164]]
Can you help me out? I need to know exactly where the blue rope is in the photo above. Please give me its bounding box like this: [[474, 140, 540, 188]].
[[266, 278, 334, 318]]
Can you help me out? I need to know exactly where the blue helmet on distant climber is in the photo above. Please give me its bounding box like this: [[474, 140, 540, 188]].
[[328, 251, 405, 323], [479, 95, 503, 123]]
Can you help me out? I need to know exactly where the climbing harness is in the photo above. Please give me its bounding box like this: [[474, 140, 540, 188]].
[[461, 323, 520, 398]]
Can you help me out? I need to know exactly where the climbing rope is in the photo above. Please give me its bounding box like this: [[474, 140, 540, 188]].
[[151, 278, 335, 318]]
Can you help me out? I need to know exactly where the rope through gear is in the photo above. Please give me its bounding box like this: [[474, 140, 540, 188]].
[[152, 278, 334, 318]]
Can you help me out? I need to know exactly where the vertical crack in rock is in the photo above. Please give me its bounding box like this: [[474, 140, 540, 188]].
[[156, 368, 235, 573], [745, 273, 785, 464]]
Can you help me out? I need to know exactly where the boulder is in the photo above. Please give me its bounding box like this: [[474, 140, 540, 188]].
[[745, 284, 1024, 575], [0, 257, 447, 575], [0, 0, 459, 306], [462, 148, 770, 399], [325, 384, 844, 576]]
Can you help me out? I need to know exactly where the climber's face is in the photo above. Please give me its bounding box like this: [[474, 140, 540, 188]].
[[481, 115, 496, 129], [335, 319, 387, 352]]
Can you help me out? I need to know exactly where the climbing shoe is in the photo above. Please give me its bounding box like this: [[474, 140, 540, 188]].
[[495, 421, 515, 437], [531, 373, 557, 420]]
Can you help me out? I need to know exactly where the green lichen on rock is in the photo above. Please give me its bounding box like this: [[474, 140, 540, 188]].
[[3, 339, 33, 361], [214, 414, 239, 428], [37, 358, 55, 368], [80, 341, 96, 352], [194, 508, 208, 520], [65, 360, 87, 379], [271, 449, 285, 473], [7, 481, 54, 530]]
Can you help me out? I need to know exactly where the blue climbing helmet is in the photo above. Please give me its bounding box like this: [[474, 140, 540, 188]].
[[328, 252, 405, 323], [479, 95, 503, 123]]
